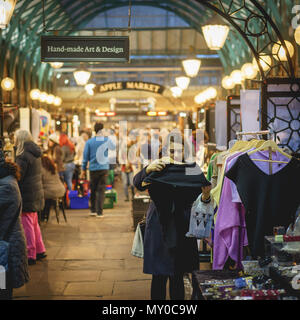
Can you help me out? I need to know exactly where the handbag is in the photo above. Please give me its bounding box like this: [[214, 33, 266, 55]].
[[0, 204, 21, 272]]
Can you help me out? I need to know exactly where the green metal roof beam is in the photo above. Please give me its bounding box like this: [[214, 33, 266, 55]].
[[75, 0, 250, 69], [21, 7, 73, 104], [0, 0, 32, 78], [9, 2, 44, 76]]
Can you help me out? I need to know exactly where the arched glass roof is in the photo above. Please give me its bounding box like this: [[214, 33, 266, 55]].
[[84, 5, 189, 29]]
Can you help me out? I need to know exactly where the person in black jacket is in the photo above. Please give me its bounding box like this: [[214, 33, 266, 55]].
[[15, 130, 46, 265], [0, 150, 30, 300], [133, 132, 211, 300]]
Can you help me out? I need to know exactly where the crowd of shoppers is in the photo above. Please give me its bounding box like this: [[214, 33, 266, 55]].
[[0, 121, 209, 300], [0, 125, 97, 299]]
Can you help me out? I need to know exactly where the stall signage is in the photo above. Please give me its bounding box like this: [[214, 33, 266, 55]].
[[41, 36, 129, 62], [97, 81, 165, 94]]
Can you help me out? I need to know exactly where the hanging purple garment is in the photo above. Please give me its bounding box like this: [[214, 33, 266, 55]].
[[213, 150, 290, 270]]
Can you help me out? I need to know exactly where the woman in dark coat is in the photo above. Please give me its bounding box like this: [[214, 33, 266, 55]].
[[0, 152, 30, 300], [133, 133, 211, 300], [15, 130, 46, 265]]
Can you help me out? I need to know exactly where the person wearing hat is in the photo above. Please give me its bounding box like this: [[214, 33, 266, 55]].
[[0, 148, 30, 299], [48, 133, 64, 178]]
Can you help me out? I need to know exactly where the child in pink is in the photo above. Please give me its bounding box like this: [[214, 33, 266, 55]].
[[21, 212, 46, 261]]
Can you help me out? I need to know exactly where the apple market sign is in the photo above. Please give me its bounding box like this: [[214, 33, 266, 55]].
[[97, 82, 165, 94], [41, 36, 129, 62]]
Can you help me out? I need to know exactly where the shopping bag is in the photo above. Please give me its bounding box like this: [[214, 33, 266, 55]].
[[186, 194, 214, 239], [131, 222, 144, 258]]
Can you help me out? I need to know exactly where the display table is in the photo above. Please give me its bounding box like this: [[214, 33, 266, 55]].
[[191, 268, 299, 300], [192, 270, 240, 300]]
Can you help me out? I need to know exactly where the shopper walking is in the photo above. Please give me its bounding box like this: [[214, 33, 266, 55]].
[[60, 133, 75, 191], [48, 133, 64, 178], [133, 133, 211, 300], [15, 130, 46, 265], [40, 156, 66, 222], [120, 139, 135, 201], [74, 130, 89, 190], [74, 130, 89, 166], [0, 151, 29, 300], [81, 122, 115, 218]]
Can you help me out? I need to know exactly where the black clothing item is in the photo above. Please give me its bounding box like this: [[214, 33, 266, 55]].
[[133, 164, 210, 276], [226, 153, 300, 257], [144, 162, 211, 249], [16, 141, 44, 213], [151, 274, 184, 300], [90, 170, 108, 215], [144, 162, 210, 188]]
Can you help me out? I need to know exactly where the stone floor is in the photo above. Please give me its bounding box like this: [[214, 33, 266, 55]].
[[13, 180, 211, 300]]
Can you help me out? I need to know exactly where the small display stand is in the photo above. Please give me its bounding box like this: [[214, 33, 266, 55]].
[[104, 185, 117, 209], [132, 195, 150, 230]]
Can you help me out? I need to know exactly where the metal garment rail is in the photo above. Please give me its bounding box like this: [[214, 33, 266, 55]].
[[236, 130, 270, 140]]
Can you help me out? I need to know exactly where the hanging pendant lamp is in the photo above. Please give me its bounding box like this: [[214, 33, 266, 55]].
[[0, 0, 16, 29], [202, 15, 229, 50], [175, 76, 190, 90], [73, 67, 91, 86]]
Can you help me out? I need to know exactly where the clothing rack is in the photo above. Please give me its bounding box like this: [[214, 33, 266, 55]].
[[236, 130, 270, 139], [234, 130, 272, 266], [236, 130, 291, 173]]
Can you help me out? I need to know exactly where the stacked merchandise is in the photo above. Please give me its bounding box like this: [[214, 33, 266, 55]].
[[206, 137, 300, 271], [193, 266, 299, 300]]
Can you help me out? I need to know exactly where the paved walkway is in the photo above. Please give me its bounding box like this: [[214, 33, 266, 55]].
[[14, 180, 210, 300], [14, 180, 152, 300]]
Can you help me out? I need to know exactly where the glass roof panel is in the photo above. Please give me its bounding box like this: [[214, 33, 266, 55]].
[[84, 5, 190, 29]]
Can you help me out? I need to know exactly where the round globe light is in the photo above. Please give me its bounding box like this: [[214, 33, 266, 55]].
[[1, 77, 14, 91], [222, 76, 235, 89], [294, 25, 300, 45], [194, 92, 206, 104], [241, 63, 258, 79], [54, 96, 62, 106], [39, 91, 48, 103], [230, 70, 243, 85], [252, 54, 272, 72], [30, 89, 41, 100], [272, 40, 294, 61], [46, 94, 55, 104], [206, 87, 217, 99]]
